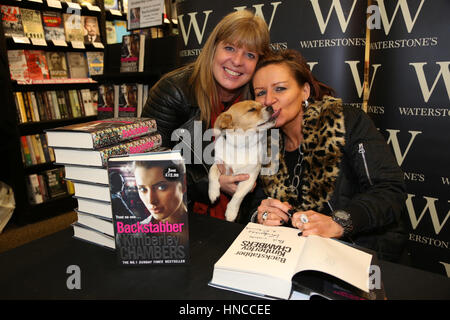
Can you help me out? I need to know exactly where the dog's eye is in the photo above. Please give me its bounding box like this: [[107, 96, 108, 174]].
[[248, 108, 256, 112]]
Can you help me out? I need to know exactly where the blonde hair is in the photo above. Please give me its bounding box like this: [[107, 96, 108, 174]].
[[190, 10, 270, 127]]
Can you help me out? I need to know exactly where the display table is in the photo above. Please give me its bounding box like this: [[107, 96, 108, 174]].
[[1, 213, 449, 300]]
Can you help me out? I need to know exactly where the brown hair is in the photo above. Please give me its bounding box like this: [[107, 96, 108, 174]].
[[254, 49, 335, 101], [190, 10, 270, 127]]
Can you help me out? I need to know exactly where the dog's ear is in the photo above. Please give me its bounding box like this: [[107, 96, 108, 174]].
[[215, 113, 233, 130]]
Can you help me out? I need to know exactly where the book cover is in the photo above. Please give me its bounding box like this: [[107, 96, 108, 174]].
[[25, 50, 50, 80], [52, 133, 162, 167], [104, 0, 119, 10], [7, 50, 29, 81], [113, 20, 129, 43], [117, 83, 137, 117], [46, 117, 157, 149], [42, 11, 65, 42], [79, 88, 96, 116], [43, 168, 68, 198], [105, 21, 117, 44], [120, 34, 143, 72], [108, 150, 189, 266], [63, 13, 84, 43], [1, 5, 25, 38], [97, 84, 115, 119], [67, 52, 89, 78], [86, 51, 104, 76], [46, 51, 69, 79], [20, 8, 45, 40], [82, 15, 101, 44]]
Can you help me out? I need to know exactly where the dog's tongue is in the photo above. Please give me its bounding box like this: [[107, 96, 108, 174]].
[[270, 109, 281, 120]]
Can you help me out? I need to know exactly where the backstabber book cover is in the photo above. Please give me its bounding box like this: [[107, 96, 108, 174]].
[[108, 151, 189, 266]]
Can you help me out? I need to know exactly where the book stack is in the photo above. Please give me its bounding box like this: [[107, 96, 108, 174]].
[[45, 118, 162, 250]]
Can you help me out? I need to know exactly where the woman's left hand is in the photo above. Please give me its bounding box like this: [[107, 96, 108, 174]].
[[292, 210, 344, 239]]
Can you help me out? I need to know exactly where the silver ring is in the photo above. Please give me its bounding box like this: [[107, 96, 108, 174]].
[[300, 214, 309, 224], [262, 211, 268, 221]]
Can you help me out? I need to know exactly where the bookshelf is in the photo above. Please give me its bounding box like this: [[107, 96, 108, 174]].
[[0, 0, 112, 225]]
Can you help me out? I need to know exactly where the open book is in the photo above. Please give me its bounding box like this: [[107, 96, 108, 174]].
[[210, 223, 373, 300]]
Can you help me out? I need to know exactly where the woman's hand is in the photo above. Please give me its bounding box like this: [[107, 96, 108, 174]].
[[217, 163, 251, 196], [291, 210, 344, 238], [257, 198, 291, 226]]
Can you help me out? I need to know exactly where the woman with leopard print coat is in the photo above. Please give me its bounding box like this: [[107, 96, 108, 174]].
[[249, 49, 407, 262]]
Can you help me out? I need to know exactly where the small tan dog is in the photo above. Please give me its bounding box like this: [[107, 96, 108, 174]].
[[208, 100, 279, 221]]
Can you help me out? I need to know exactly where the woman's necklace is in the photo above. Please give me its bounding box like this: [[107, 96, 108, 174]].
[[284, 144, 304, 198]]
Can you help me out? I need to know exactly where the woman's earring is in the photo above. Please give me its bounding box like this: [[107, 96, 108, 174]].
[[302, 100, 309, 108]]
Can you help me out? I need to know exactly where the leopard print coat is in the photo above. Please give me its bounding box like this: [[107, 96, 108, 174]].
[[260, 96, 345, 213]]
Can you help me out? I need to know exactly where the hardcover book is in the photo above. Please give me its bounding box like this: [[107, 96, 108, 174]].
[[46, 117, 157, 149], [209, 223, 373, 300], [97, 84, 115, 119], [120, 34, 145, 72], [42, 11, 65, 42], [52, 133, 162, 167], [1, 5, 25, 38], [67, 52, 89, 78], [21, 8, 45, 39], [108, 150, 189, 266], [46, 51, 69, 79]]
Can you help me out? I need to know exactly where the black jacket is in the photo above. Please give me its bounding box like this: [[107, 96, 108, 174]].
[[252, 97, 408, 262]]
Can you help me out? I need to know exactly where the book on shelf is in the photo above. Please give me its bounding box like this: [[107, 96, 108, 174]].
[[108, 150, 189, 266], [7, 50, 29, 81], [25, 50, 50, 80], [97, 84, 115, 119], [86, 51, 104, 76], [104, 0, 120, 11], [79, 89, 97, 116], [46, 117, 158, 149], [1, 5, 25, 38], [43, 167, 68, 199], [106, 20, 129, 44], [52, 133, 162, 167], [67, 52, 89, 78], [46, 51, 69, 79], [42, 11, 65, 43], [63, 13, 84, 43], [76, 210, 114, 237], [76, 197, 112, 220], [21, 8, 45, 40], [72, 223, 115, 250], [209, 223, 374, 300], [120, 34, 145, 72], [118, 83, 138, 117], [82, 15, 102, 44], [25, 168, 69, 205]]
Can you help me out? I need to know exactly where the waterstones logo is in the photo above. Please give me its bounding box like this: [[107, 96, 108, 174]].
[[409, 61, 450, 103], [309, 0, 358, 34], [383, 129, 422, 166], [366, 0, 425, 34], [406, 194, 450, 235], [177, 2, 282, 47]]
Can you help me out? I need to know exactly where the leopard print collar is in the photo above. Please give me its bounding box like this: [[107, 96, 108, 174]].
[[260, 96, 346, 212]]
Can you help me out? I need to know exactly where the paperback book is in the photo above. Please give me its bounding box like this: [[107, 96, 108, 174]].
[[120, 34, 145, 72], [108, 150, 189, 266], [97, 84, 115, 119], [67, 52, 89, 78], [86, 51, 104, 76], [25, 50, 50, 80], [46, 51, 69, 79], [63, 13, 84, 43], [21, 8, 45, 40]]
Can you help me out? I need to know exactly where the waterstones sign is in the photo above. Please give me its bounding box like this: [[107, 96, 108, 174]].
[[367, 0, 450, 276], [175, 0, 450, 277]]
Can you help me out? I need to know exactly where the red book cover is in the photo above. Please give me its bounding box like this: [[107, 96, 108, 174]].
[[25, 50, 50, 80]]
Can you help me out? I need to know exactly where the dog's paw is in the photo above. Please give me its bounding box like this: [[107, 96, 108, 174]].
[[208, 182, 220, 203], [225, 206, 238, 222]]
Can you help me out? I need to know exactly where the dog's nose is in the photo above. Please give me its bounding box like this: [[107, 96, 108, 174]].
[[266, 105, 273, 113]]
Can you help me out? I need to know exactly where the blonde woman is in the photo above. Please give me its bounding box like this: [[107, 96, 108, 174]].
[[142, 10, 270, 221]]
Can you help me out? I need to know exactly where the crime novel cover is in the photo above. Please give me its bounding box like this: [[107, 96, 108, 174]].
[[108, 151, 189, 266]]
